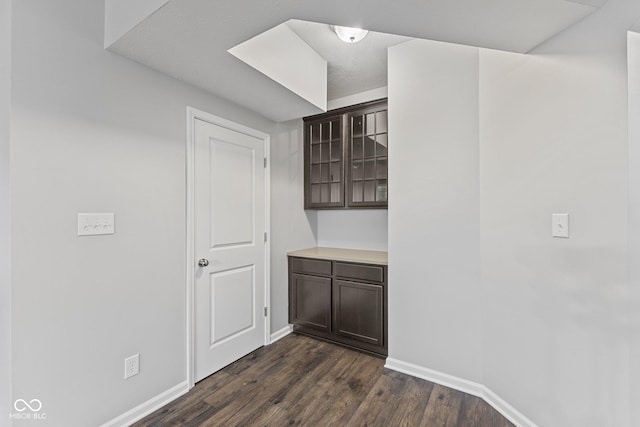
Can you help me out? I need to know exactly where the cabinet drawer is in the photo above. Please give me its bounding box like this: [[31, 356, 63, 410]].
[[290, 257, 332, 276], [335, 262, 384, 283]]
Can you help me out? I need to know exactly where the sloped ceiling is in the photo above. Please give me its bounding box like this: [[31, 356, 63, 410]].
[[107, 0, 599, 122], [285, 20, 412, 101]]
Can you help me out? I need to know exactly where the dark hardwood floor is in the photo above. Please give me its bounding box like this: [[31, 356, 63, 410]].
[[134, 334, 514, 426]]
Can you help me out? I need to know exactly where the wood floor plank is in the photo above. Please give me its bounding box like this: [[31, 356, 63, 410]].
[[420, 383, 465, 427], [313, 356, 383, 425], [458, 394, 514, 427], [132, 371, 233, 426], [134, 334, 515, 427], [222, 334, 306, 376], [345, 368, 411, 426], [200, 337, 335, 425], [219, 341, 344, 426], [151, 400, 217, 427], [290, 350, 384, 426], [267, 346, 369, 425], [260, 345, 351, 411], [385, 373, 434, 427], [457, 396, 483, 427], [201, 336, 312, 410]]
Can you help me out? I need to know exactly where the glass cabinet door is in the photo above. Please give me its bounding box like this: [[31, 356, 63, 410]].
[[305, 117, 344, 208], [348, 105, 388, 207], [303, 98, 387, 210]]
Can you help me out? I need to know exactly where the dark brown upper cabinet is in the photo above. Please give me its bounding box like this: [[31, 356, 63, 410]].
[[304, 99, 388, 209]]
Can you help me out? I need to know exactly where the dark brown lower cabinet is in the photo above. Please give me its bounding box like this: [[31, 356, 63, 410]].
[[288, 256, 387, 357], [290, 273, 331, 332], [334, 280, 384, 347]]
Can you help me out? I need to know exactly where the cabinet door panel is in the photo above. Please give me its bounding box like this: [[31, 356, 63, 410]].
[[310, 123, 321, 143], [291, 273, 331, 332], [364, 181, 376, 202], [334, 280, 383, 346], [311, 144, 320, 163], [330, 162, 342, 182], [376, 133, 388, 157], [352, 137, 363, 159], [320, 142, 330, 162], [346, 101, 388, 208], [376, 111, 388, 133], [364, 136, 376, 158], [330, 141, 341, 161], [304, 116, 344, 209]]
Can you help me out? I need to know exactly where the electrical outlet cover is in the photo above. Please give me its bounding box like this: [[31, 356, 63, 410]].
[[124, 354, 139, 379]]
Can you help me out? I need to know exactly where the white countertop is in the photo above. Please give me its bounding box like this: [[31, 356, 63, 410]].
[[287, 247, 388, 266]]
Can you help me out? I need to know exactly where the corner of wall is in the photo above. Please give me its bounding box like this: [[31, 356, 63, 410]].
[[384, 358, 537, 427], [387, 36, 482, 385], [270, 119, 318, 332], [0, 0, 11, 422], [627, 29, 640, 427], [104, 0, 170, 48]]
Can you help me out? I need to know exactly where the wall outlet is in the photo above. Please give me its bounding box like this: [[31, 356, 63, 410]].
[[124, 354, 139, 379]]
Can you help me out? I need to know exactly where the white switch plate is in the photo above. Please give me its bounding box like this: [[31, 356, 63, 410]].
[[552, 213, 569, 238], [77, 213, 115, 236]]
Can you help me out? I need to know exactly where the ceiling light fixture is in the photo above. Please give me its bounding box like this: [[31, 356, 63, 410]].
[[333, 26, 369, 44]]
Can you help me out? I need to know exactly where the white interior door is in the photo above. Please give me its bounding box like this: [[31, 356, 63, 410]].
[[194, 118, 266, 382]]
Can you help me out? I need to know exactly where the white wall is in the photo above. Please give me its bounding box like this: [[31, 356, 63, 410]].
[[387, 0, 635, 424], [317, 210, 387, 251], [480, 1, 636, 424], [627, 30, 640, 426], [11, 0, 274, 425], [229, 24, 327, 111], [387, 39, 483, 383], [270, 119, 317, 332], [104, 0, 169, 48], [480, 46, 629, 427], [0, 0, 11, 422]]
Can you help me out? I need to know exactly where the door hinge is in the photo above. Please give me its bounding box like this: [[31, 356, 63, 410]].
[[264, 232, 268, 242], [264, 307, 268, 317], [264, 157, 267, 168]]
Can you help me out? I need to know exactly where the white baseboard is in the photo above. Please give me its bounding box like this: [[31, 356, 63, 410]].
[[385, 358, 485, 398], [385, 358, 536, 427], [100, 380, 189, 427], [482, 386, 536, 427], [102, 325, 292, 427], [270, 324, 293, 344]]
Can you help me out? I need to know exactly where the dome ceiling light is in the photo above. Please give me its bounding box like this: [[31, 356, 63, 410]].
[[333, 25, 369, 43]]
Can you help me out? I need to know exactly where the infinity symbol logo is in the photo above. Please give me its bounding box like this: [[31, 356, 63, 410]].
[[14, 399, 42, 412]]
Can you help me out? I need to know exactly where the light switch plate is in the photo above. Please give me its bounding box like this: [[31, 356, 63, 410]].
[[552, 213, 569, 238], [77, 213, 115, 236]]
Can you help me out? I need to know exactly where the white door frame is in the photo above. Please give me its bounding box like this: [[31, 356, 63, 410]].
[[185, 106, 271, 389]]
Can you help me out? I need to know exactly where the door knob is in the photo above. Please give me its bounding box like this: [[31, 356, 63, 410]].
[[198, 258, 209, 267]]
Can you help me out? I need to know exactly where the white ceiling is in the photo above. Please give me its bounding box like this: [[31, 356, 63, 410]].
[[285, 20, 411, 101], [107, 0, 599, 122]]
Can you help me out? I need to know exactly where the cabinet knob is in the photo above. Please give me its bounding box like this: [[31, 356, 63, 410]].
[[198, 258, 209, 267]]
